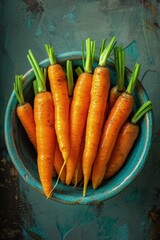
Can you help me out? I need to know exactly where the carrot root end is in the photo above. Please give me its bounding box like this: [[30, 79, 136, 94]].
[[83, 181, 88, 197]]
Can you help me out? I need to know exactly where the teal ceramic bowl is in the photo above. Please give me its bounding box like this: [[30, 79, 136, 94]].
[[4, 51, 153, 205]]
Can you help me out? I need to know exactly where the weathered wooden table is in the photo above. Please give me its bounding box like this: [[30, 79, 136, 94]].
[[1, 1, 160, 239]]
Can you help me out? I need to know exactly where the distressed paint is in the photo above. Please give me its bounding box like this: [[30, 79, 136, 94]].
[[1, 0, 160, 239], [0, 147, 21, 239], [22, 0, 44, 14], [148, 206, 160, 239]]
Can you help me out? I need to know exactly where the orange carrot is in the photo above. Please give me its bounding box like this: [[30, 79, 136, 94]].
[[72, 130, 85, 187], [105, 100, 152, 179], [45, 44, 70, 163], [108, 46, 125, 113], [92, 63, 141, 190], [82, 36, 116, 197], [66, 38, 96, 185], [27, 50, 56, 198], [72, 154, 83, 187], [53, 59, 74, 184], [54, 138, 66, 183], [14, 75, 37, 150]]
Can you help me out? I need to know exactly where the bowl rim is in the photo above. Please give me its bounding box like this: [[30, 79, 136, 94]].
[[4, 51, 154, 205]]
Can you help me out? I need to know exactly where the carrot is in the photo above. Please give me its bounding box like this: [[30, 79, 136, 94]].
[[53, 60, 74, 184], [82, 36, 116, 197], [45, 44, 70, 164], [105, 100, 153, 179], [14, 75, 37, 150], [108, 46, 125, 113], [65, 38, 96, 185], [72, 130, 85, 187], [72, 152, 83, 187], [54, 138, 66, 183], [71, 67, 85, 187], [92, 62, 141, 190], [27, 49, 56, 198]]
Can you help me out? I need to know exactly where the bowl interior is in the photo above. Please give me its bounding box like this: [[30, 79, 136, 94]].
[[4, 51, 153, 205]]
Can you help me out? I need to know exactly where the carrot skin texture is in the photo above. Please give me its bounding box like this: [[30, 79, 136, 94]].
[[72, 155, 83, 186], [82, 66, 110, 197], [54, 139, 66, 183], [16, 103, 37, 150], [92, 92, 134, 189], [71, 130, 85, 186], [48, 64, 70, 162], [108, 86, 125, 113], [34, 92, 56, 198], [105, 122, 139, 179], [66, 73, 93, 185]]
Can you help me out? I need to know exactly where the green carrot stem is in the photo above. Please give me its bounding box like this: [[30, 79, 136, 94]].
[[33, 80, 38, 96], [85, 38, 92, 73], [33, 68, 46, 95], [75, 66, 83, 76], [98, 36, 116, 67], [91, 40, 96, 64], [114, 46, 125, 92], [82, 40, 85, 71], [14, 75, 25, 105], [43, 68, 47, 86], [99, 38, 106, 57], [82, 38, 96, 74], [27, 54, 39, 82], [44, 44, 56, 65], [66, 60, 74, 97], [126, 63, 141, 95], [131, 101, 152, 124], [27, 49, 46, 93], [28, 50, 44, 84]]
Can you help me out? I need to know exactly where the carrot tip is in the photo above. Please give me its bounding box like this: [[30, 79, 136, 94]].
[[92, 183, 97, 190], [83, 189, 86, 197], [46, 193, 52, 199], [62, 152, 69, 163], [73, 183, 77, 189], [50, 160, 67, 193], [66, 170, 72, 185], [66, 179, 71, 186], [83, 181, 88, 197]]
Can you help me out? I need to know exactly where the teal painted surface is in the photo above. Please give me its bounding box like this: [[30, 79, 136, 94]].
[[1, 0, 160, 239]]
